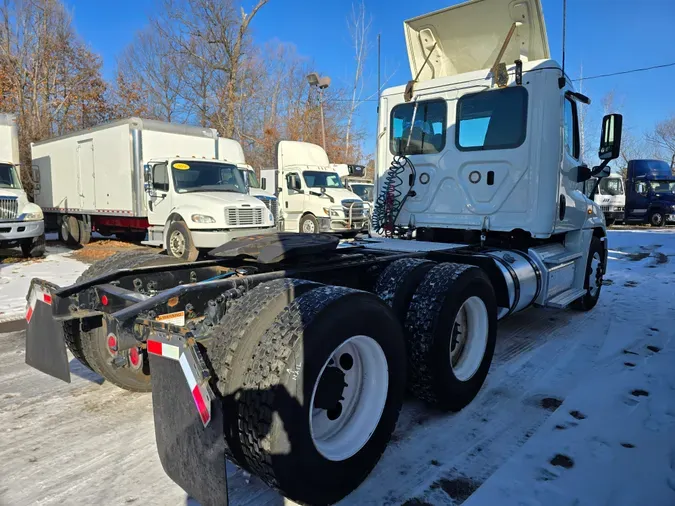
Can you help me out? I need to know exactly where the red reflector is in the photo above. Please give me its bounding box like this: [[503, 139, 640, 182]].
[[192, 385, 210, 424], [147, 340, 162, 356], [26, 306, 33, 323], [107, 334, 117, 351], [129, 347, 140, 366], [43, 293, 52, 304], [101, 295, 109, 306]]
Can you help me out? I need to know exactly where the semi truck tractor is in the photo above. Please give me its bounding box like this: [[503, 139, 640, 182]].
[[624, 159, 675, 227], [32, 118, 276, 258], [593, 173, 625, 225], [260, 141, 369, 235], [0, 113, 45, 257], [23, 0, 622, 504]]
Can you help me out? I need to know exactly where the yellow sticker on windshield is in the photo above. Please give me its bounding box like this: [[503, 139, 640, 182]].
[[174, 162, 190, 170]]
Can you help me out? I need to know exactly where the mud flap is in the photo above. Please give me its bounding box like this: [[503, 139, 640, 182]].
[[25, 299, 71, 383], [150, 354, 228, 506]]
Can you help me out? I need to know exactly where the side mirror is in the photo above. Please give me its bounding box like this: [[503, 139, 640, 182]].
[[143, 164, 152, 191], [575, 165, 592, 183], [261, 178, 266, 190], [599, 114, 623, 160], [31, 165, 41, 193], [348, 164, 365, 177]]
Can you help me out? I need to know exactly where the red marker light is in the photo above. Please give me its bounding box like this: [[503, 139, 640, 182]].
[[101, 295, 109, 306]]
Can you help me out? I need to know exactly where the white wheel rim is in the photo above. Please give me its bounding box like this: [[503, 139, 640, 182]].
[[450, 296, 489, 382], [169, 230, 186, 257], [309, 335, 388, 462], [589, 252, 602, 297], [302, 219, 316, 233]]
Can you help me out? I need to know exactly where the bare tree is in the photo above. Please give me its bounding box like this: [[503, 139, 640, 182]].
[[647, 115, 675, 171]]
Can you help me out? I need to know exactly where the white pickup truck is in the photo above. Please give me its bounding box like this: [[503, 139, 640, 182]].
[[0, 114, 45, 257]]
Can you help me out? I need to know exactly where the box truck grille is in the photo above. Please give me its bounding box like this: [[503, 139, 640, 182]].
[[0, 197, 18, 221], [255, 196, 278, 221], [600, 205, 610, 212], [341, 199, 365, 219], [225, 207, 263, 226]]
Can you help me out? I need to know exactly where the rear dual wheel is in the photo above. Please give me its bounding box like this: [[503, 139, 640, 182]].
[[60, 215, 91, 247], [210, 281, 406, 505]]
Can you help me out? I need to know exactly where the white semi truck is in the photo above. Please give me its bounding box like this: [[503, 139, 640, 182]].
[[24, 0, 622, 505], [0, 113, 45, 257], [593, 172, 625, 225], [31, 118, 275, 260], [260, 141, 369, 235]]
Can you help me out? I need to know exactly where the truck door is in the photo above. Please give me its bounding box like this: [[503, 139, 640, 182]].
[[76, 139, 96, 210], [626, 180, 649, 222], [283, 172, 306, 232], [557, 92, 586, 231], [146, 162, 173, 226]]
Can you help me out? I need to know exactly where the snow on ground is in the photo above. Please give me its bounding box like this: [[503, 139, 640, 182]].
[[0, 229, 674, 506], [0, 244, 88, 323]]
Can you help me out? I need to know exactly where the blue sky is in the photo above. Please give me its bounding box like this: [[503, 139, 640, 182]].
[[65, 0, 675, 160]]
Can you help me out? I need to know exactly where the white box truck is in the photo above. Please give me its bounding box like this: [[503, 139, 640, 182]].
[[261, 141, 369, 235], [593, 172, 625, 225], [0, 113, 45, 257], [31, 118, 276, 260]]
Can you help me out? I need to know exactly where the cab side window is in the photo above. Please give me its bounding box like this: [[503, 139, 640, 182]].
[[564, 98, 580, 159], [153, 163, 169, 192]]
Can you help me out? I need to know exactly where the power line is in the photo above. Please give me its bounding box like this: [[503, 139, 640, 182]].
[[572, 62, 675, 82]]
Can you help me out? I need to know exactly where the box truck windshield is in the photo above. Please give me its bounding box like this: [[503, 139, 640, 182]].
[[349, 183, 374, 202], [172, 161, 246, 194], [0, 163, 22, 189], [244, 169, 261, 189], [303, 171, 343, 188], [597, 177, 624, 196]]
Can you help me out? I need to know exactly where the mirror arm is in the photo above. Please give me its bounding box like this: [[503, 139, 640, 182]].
[[590, 158, 611, 177]]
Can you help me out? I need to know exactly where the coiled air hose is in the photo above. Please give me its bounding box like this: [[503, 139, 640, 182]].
[[371, 155, 416, 237]]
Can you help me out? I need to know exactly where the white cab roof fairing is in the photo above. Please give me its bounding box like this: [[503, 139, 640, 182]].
[[217, 138, 246, 165], [277, 141, 330, 171], [404, 0, 550, 82]]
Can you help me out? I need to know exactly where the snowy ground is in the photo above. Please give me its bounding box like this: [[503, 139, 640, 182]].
[[0, 229, 674, 505], [0, 244, 88, 323]]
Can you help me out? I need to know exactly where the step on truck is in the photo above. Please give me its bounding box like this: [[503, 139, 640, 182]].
[[261, 141, 369, 235], [31, 118, 276, 259], [24, 0, 622, 504], [0, 113, 46, 258]]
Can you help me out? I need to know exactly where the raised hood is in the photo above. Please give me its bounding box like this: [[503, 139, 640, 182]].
[[277, 141, 329, 170], [404, 0, 550, 81]]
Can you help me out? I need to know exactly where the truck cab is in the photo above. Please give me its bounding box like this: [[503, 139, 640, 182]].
[[261, 141, 369, 235], [624, 159, 675, 227], [143, 157, 275, 259], [237, 164, 278, 222], [593, 173, 625, 225], [0, 113, 45, 257]]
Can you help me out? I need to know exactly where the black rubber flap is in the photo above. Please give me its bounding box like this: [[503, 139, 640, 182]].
[[150, 354, 228, 506], [208, 232, 340, 264], [25, 301, 71, 383]]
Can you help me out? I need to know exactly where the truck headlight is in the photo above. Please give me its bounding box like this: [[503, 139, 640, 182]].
[[191, 214, 216, 224], [21, 210, 43, 221]]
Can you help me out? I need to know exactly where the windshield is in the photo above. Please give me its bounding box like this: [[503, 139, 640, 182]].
[[245, 170, 261, 189], [0, 163, 21, 189], [649, 180, 675, 194], [172, 161, 246, 194], [350, 183, 374, 202], [302, 171, 343, 189], [598, 178, 624, 196]]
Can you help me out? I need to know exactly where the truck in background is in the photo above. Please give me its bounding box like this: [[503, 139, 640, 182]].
[[32, 118, 275, 259], [593, 172, 625, 225], [0, 113, 45, 258], [624, 159, 675, 227], [23, 0, 624, 504], [260, 141, 369, 235]]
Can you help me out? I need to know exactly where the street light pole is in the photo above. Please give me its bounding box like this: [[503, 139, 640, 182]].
[[307, 72, 331, 151]]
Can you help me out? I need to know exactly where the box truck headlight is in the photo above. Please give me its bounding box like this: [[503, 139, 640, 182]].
[[21, 210, 43, 221], [191, 214, 216, 224]]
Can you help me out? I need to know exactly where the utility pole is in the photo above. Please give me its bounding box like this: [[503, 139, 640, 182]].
[[307, 73, 331, 151]]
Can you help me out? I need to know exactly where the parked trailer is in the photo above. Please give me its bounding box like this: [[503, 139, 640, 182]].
[[24, 0, 623, 504], [32, 118, 276, 257]]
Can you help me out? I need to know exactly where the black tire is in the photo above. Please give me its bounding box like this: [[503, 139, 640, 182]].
[[299, 213, 319, 234], [405, 263, 498, 411], [60, 215, 80, 247], [650, 211, 665, 227], [166, 220, 198, 261], [605, 218, 615, 227], [209, 278, 323, 468], [374, 258, 436, 323], [64, 250, 185, 391], [231, 286, 406, 505], [21, 234, 46, 258], [77, 217, 91, 246], [572, 236, 606, 311]]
